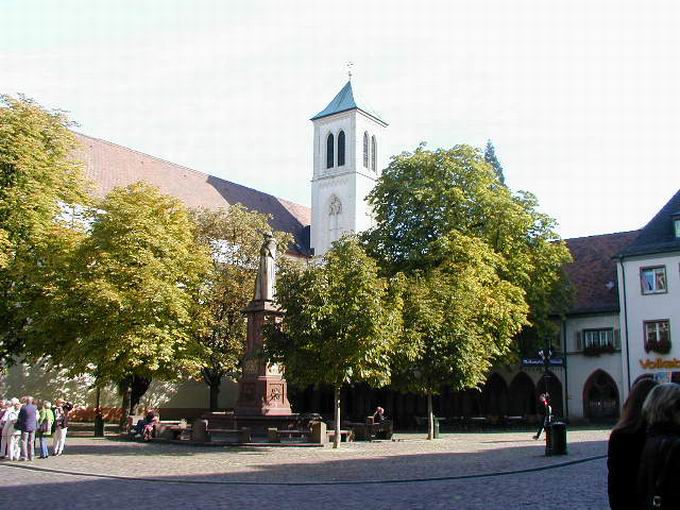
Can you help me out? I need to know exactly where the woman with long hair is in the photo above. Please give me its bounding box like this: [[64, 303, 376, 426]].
[[607, 375, 658, 510], [637, 383, 680, 509]]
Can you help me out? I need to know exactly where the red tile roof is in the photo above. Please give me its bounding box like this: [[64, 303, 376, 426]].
[[564, 230, 640, 315], [74, 133, 311, 255]]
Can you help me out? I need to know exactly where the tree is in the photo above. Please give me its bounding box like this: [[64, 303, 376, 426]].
[[265, 237, 403, 448], [0, 94, 89, 362], [24, 182, 212, 416], [189, 206, 291, 410], [365, 144, 571, 340], [393, 233, 528, 438], [365, 145, 571, 436], [484, 139, 505, 185]]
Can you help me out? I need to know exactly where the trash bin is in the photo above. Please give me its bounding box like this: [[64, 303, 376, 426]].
[[433, 419, 440, 439], [546, 421, 567, 456]]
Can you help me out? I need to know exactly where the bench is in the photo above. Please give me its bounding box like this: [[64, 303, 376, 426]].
[[154, 420, 188, 440], [191, 418, 251, 443], [326, 429, 353, 442], [268, 428, 311, 443], [268, 422, 328, 444], [348, 417, 393, 441], [207, 428, 252, 443]]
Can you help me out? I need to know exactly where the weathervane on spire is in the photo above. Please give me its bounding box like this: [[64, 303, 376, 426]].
[[346, 61, 353, 81]]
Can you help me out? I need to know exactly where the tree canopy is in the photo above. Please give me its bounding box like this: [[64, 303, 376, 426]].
[[25, 182, 212, 387], [0, 95, 89, 361], [365, 144, 572, 340], [265, 236, 402, 446], [484, 139, 505, 184]]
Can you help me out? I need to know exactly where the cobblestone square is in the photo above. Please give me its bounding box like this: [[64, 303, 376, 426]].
[[0, 428, 610, 509]]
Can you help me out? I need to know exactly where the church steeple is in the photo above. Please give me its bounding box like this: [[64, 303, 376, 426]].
[[309, 80, 387, 256], [311, 81, 387, 126]]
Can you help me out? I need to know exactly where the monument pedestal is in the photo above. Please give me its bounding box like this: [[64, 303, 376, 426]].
[[233, 299, 293, 432]]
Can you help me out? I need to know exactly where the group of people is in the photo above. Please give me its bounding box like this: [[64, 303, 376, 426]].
[[608, 377, 680, 509], [0, 396, 72, 461]]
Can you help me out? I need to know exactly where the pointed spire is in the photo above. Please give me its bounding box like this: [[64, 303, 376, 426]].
[[311, 80, 387, 125]]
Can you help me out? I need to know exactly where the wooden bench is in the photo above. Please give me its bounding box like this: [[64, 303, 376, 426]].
[[326, 429, 353, 442]]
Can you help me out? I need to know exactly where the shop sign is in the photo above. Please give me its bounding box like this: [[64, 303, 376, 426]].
[[639, 358, 680, 370]]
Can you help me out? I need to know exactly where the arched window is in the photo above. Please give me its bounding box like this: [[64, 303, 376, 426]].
[[363, 132, 369, 168], [338, 131, 345, 167], [326, 133, 334, 169], [371, 136, 377, 171], [328, 195, 342, 243]]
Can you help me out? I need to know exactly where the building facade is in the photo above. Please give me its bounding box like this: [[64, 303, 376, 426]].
[[617, 190, 680, 397]]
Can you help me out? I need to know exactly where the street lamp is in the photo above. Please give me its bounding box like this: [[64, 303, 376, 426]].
[[537, 343, 553, 397]]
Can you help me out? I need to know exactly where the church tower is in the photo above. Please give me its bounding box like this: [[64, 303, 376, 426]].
[[310, 80, 388, 256]]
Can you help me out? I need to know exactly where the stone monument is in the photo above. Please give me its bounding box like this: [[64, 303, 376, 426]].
[[234, 233, 292, 416]]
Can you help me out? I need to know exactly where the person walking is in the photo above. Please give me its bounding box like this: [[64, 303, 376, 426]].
[[1, 398, 22, 460], [533, 393, 552, 440], [607, 376, 658, 510], [17, 395, 38, 461], [37, 401, 54, 459], [637, 383, 680, 509], [52, 399, 71, 456]]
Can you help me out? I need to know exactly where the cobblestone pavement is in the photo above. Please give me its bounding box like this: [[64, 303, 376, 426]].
[[0, 429, 610, 509]]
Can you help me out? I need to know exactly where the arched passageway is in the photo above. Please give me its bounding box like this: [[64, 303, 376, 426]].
[[583, 370, 620, 422], [482, 372, 509, 418], [508, 372, 536, 417]]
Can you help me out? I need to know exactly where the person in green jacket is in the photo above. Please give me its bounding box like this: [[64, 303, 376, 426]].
[[37, 401, 54, 459]]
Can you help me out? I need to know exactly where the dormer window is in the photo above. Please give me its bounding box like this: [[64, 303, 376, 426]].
[[673, 213, 680, 238]]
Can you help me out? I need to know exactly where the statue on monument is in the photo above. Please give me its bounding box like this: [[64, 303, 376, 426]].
[[254, 232, 277, 302]]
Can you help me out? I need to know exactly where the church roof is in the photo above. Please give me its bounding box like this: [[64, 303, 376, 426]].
[[618, 189, 680, 258], [310, 80, 387, 125], [74, 133, 312, 257]]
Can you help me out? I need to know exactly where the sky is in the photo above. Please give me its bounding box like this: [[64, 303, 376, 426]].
[[1, 0, 679, 239]]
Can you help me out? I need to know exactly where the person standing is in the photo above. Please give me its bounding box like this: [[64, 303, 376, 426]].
[[607, 376, 658, 510], [52, 399, 71, 456], [637, 383, 680, 509], [1, 398, 22, 460], [533, 393, 552, 440], [17, 395, 38, 461], [37, 401, 54, 459]]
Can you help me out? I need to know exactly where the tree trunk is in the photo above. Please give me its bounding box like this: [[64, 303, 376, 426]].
[[209, 379, 221, 411], [427, 391, 434, 440], [119, 384, 131, 428], [334, 385, 341, 449], [130, 376, 151, 414]]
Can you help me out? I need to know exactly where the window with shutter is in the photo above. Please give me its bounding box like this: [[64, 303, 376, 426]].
[[575, 331, 582, 351]]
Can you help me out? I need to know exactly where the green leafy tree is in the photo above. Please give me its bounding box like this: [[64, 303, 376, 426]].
[[190, 206, 291, 410], [25, 182, 212, 416], [484, 139, 505, 184], [265, 237, 403, 448], [365, 145, 571, 436], [0, 95, 89, 362], [365, 144, 571, 341], [393, 233, 528, 438]]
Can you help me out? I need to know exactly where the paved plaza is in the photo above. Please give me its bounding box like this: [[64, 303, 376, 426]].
[[0, 428, 610, 509]]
